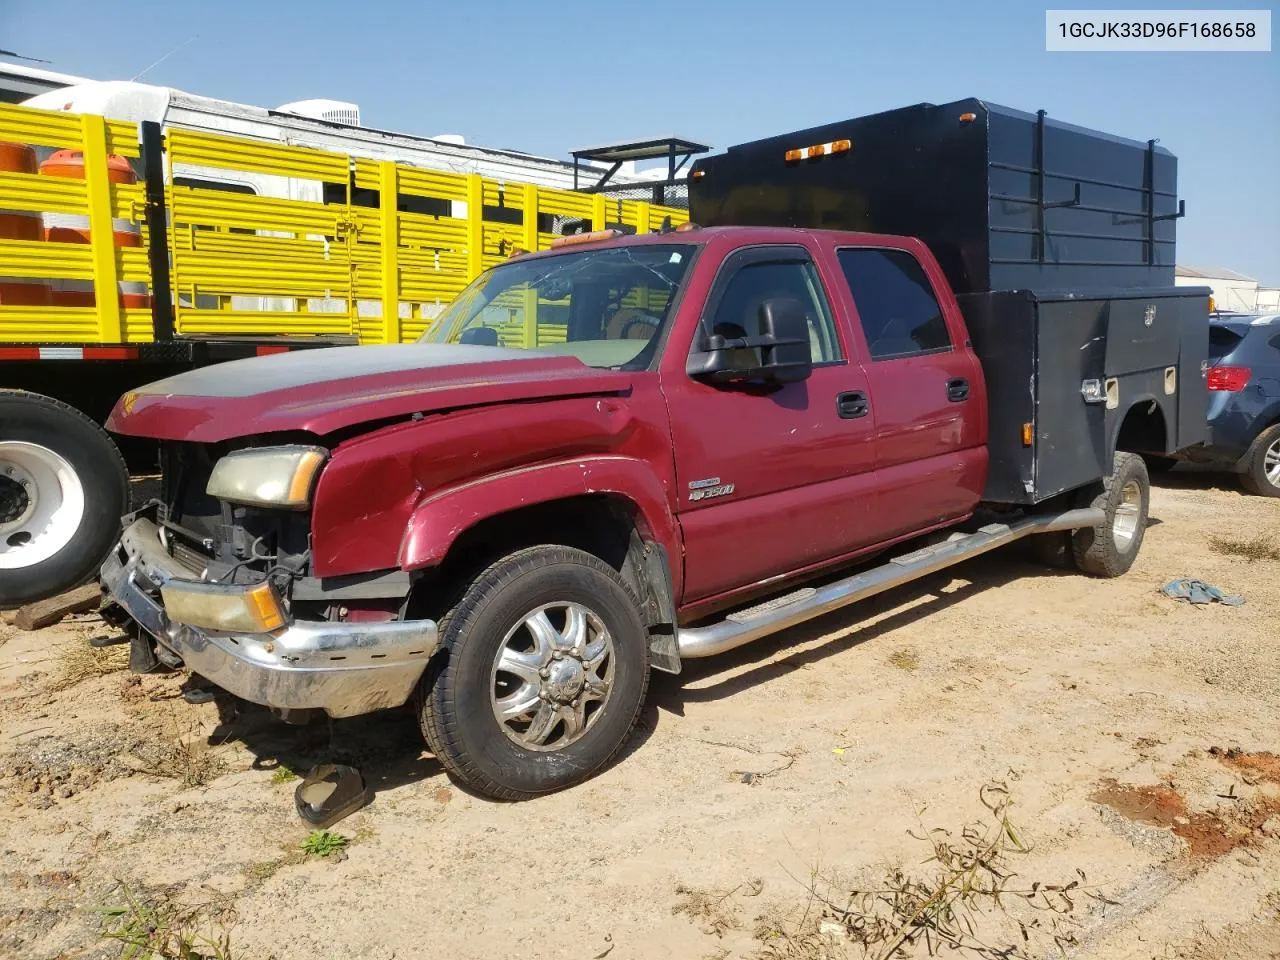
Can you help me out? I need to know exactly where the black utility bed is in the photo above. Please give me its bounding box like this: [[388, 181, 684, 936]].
[[689, 97, 1210, 505]]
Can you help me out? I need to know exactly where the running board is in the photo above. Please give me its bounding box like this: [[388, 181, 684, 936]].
[[676, 507, 1104, 659]]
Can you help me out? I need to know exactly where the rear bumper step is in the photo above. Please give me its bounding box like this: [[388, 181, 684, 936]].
[[676, 507, 1104, 659]]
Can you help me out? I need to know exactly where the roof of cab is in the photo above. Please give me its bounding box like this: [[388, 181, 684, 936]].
[[509, 224, 916, 263]]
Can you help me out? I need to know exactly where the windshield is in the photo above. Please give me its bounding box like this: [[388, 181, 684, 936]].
[[420, 243, 695, 369]]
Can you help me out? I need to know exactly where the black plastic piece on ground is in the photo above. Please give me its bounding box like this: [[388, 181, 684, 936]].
[[89, 633, 131, 648], [294, 764, 373, 829], [181, 687, 217, 705]]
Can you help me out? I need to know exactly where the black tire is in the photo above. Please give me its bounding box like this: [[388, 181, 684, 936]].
[[0, 392, 129, 607], [1239, 423, 1280, 498], [1142, 455, 1178, 475], [416, 545, 650, 800], [1071, 452, 1150, 578]]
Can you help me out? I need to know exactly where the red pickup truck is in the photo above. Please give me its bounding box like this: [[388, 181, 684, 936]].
[[98, 100, 1210, 800]]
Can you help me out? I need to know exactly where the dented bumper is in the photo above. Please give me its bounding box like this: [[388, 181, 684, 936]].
[[99, 518, 437, 718]]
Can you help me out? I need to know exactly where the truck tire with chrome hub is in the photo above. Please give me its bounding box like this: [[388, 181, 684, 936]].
[[416, 545, 650, 800], [0, 392, 129, 607], [1071, 452, 1150, 578]]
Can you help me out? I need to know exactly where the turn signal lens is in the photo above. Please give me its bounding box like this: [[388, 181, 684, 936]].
[[244, 581, 287, 632], [1021, 422, 1034, 447], [959, 112, 977, 123], [1207, 366, 1251, 391]]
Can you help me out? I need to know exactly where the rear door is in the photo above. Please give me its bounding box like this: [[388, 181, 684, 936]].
[[662, 243, 879, 603], [832, 244, 987, 540]]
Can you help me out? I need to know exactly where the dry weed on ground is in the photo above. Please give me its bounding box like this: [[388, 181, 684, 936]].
[[1208, 532, 1280, 562], [96, 882, 236, 959], [747, 783, 1099, 960], [46, 635, 129, 692]]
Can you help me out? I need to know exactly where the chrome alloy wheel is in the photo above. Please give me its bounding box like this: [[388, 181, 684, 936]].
[[1112, 479, 1143, 551], [489, 602, 615, 751], [1264, 436, 1280, 488]]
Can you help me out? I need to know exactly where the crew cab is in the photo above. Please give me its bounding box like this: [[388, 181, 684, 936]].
[[98, 99, 1210, 800]]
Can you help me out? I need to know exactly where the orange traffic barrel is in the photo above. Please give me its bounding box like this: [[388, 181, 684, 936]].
[[0, 142, 52, 305], [40, 150, 149, 309]]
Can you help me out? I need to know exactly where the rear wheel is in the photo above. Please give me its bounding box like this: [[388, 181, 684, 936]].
[[1239, 424, 1280, 497], [0, 392, 128, 606], [1071, 452, 1150, 578], [416, 545, 650, 800]]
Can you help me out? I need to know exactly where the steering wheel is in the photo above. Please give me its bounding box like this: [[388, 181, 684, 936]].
[[610, 310, 662, 341]]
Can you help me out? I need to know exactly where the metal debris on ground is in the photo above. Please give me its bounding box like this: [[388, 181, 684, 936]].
[[1159, 579, 1245, 606]]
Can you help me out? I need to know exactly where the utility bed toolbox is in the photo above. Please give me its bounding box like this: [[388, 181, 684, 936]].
[[961, 287, 1209, 504]]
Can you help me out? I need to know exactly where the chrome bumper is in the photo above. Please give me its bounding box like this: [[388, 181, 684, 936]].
[[100, 518, 438, 718]]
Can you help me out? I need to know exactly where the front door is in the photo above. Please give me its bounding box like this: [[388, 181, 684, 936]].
[[661, 244, 879, 604]]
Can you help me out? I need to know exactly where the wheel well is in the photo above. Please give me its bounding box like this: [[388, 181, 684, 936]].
[[1114, 401, 1168, 456], [408, 494, 671, 626]]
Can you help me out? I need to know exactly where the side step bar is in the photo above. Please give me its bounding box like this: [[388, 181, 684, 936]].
[[676, 507, 1104, 659]]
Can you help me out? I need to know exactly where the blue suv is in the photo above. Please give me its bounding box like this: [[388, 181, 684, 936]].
[[1173, 313, 1280, 496]]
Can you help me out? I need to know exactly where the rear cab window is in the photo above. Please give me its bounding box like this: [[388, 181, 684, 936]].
[[836, 248, 952, 361]]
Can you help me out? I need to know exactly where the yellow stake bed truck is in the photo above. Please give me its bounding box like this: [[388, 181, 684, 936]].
[[0, 87, 690, 606]]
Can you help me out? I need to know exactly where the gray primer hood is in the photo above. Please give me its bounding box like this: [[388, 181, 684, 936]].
[[136, 343, 540, 398]]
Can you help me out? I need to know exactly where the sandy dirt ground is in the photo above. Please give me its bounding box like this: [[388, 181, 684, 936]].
[[1, 472, 1278, 960]]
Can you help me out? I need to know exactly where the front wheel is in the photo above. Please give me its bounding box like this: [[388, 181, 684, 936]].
[[0, 392, 129, 606], [1071, 452, 1150, 578], [416, 545, 650, 800]]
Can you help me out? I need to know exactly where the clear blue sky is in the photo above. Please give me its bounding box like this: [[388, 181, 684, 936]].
[[4, 0, 1276, 283]]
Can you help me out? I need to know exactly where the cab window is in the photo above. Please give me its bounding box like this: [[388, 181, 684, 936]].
[[709, 260, 841, 363], [837, 248, 951, 360]]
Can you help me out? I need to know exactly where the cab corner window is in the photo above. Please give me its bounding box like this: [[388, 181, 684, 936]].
[[708, 260, 841, 364], [837, 248, 951, 361]]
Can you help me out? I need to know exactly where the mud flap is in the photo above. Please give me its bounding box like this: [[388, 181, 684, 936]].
[[127, 625, 164, 674], [648, 629, 682, 675]]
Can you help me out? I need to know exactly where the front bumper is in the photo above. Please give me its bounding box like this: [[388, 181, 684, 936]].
[[100, 518, 438, 718]]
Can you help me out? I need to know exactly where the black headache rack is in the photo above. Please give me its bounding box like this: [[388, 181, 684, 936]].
[[689, 97, 1210, 505]]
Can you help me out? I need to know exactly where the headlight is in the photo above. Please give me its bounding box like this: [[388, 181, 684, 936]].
[[206, 445, 327, 509]]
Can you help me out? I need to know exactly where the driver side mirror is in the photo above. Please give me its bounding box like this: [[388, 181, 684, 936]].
[[688, 297, 813, 384]]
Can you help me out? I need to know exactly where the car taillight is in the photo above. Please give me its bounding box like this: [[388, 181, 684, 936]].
[[1207, 366, 1251, 391]]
